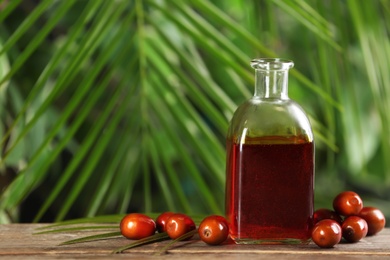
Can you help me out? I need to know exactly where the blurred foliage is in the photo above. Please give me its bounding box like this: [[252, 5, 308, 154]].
[[0, 0, 389, 224]]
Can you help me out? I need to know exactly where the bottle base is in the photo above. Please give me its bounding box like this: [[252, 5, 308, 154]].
[[231, 237, 311, 245]]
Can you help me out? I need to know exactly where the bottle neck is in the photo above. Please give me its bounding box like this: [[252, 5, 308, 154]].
[[254, 69, 289, 99]]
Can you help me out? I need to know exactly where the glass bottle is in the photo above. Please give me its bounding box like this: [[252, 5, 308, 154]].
[[225, 58, 314, 244]]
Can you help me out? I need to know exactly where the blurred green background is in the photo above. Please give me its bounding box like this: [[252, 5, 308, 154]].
[[0, 0, 389, 224]]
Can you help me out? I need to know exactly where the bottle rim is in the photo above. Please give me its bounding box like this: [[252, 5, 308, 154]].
[[251, 58, 294, 71]]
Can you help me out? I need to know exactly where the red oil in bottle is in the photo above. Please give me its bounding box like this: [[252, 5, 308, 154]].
[[225, 137, 314, 244]]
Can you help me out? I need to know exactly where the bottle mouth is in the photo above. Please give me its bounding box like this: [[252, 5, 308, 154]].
[[251, 58, 294, 71]]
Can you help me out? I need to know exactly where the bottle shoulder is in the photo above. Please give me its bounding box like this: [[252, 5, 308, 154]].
[[232, 98, 307, 119], [227, 98, 313, 142]]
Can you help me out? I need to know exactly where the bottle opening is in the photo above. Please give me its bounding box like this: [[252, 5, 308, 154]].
[[251, 58, 294, 71]]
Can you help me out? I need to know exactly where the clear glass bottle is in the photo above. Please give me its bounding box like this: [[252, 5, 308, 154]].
[[225, 58, 314, 244]]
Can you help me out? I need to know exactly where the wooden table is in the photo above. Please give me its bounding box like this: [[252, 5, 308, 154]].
[[0, 224, 389, 259]]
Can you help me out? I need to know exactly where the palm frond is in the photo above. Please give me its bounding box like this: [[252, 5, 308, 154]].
[[0, 0, 389, 224]]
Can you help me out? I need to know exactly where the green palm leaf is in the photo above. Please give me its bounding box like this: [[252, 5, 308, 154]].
[[1, 0, 389, 224]]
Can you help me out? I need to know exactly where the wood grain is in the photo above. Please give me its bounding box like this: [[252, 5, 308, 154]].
[[0, 224, 389, 259]]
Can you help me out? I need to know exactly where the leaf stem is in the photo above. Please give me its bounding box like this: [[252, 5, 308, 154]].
[[59, 231, 122, 245], [154, 229, 198, 256], [112, 232, 170, 254]]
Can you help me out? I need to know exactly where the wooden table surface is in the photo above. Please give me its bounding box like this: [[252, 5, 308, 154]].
[[0, 224, 389, 259]]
